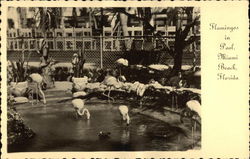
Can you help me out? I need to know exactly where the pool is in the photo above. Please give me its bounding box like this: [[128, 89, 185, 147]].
[[8, 100, 200, 152]]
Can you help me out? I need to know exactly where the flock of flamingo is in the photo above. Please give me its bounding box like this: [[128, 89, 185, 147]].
[[8, 58, 201, 140]]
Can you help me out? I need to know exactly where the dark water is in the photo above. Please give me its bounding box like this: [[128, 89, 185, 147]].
[[9, 101, 200, 152]]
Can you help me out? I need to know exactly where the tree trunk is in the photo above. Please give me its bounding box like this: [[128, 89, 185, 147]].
[[172, 47, 183, 75], [119, 11, 130, 50], [172, 8, 184, 75]]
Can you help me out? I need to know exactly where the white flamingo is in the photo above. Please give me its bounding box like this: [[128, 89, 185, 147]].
[[183, 99, 201, 146], [118, 105, 130, 125], [186, 100, 201, 117], [72, 53, 79, 66], [102, 76, 122, 101], [116, 58, 128, 75], [116, 58, 128, 66], [72, 99, 90, 119], [28, 73, 46, 104]]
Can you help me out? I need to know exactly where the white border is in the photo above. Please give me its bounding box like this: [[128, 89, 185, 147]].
[[1, 1, 249, 158]]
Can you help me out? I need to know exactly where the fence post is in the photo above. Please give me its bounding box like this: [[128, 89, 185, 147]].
[[100, 35, 103, 69]]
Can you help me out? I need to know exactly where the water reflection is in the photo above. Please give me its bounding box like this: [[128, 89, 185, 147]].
[[9, 102, 201, 152], [121, 129, 130, 144], [137, 124, 147, 136]]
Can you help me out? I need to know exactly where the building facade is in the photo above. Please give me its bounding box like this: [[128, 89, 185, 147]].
[[7, 7, 200, 52]]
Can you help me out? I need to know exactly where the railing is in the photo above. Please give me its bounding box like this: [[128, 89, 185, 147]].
[[7, 35, 200, 52], [7, 35, 200, 68]]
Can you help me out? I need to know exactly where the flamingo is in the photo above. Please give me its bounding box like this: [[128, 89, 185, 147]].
[[116, 58, 128, 75], [186, 100, 201, 117], [118, 105, 130, 125], [102, 75, 122, 101], [118, 75, 126, 82], [72, 98, 90, 119], [72, 53, 79, 66], [116, 58, 128, 66], [181, 99, 201, 147], [27, 73, 46, 104], [187, 99, 201, 147]]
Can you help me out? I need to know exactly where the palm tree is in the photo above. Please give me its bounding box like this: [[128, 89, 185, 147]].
[[33, 7, 62, 88]]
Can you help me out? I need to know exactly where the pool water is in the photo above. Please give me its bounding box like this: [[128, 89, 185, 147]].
[[8, 101, 200, 152]]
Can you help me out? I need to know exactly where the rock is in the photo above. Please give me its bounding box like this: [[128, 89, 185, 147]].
[[148, 64, 170, 71], [10, 81, 28, 97], [72, 76, 88, 91], [73, 91, 87, 98], [14, 97, 29, 104]]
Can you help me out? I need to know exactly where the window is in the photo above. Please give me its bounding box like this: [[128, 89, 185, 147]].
[[155, 39, 164, 50], [56, 41, 64, 50], [66, 33, 73, 37], [128, 31, 132, 36], [57, 32, 63, 37], [76, 41, 83, 49], [119, 40, 126, 51], [134, 31, 142, 36], [132, 39, 143, 50], [14, 41, 18, 49], [30, 40, 36, 49], [76, 32, 83, 37], [47, 32, 53, 38], [104, 40, 112, 50], [104, 32, 111, 36], [84, 41, 91, 50], [18, 40, 23, 49], [10, 41, 13, 50], [37, 32, 42, 38], [168, 32, 175, 37], [48, 41, 54, 50], [66, 41, 73, 50], [84, 32, 90, 36], [24, 41, 29, 49]]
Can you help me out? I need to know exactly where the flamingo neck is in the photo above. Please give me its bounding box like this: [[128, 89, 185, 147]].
[[126, 114, 130, 125], [83, 108, 90, 119]]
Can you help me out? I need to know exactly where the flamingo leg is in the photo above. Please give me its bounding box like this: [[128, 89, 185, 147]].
[[36, 83, 39, 104], [191, 125, 194, 148], [38, 83, 46, 105], [171, 94, 174, 110], [31, 90, 34, 106], [109, 87, 115, 102], [194, 120, 197, 140], [107, 87, 111, 102], [102, 91, 114, 102], [175, 95, 178, 109], [139, 99, 142, 108], [75, 111, 79, 119], [107, 87, 114, 102]]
